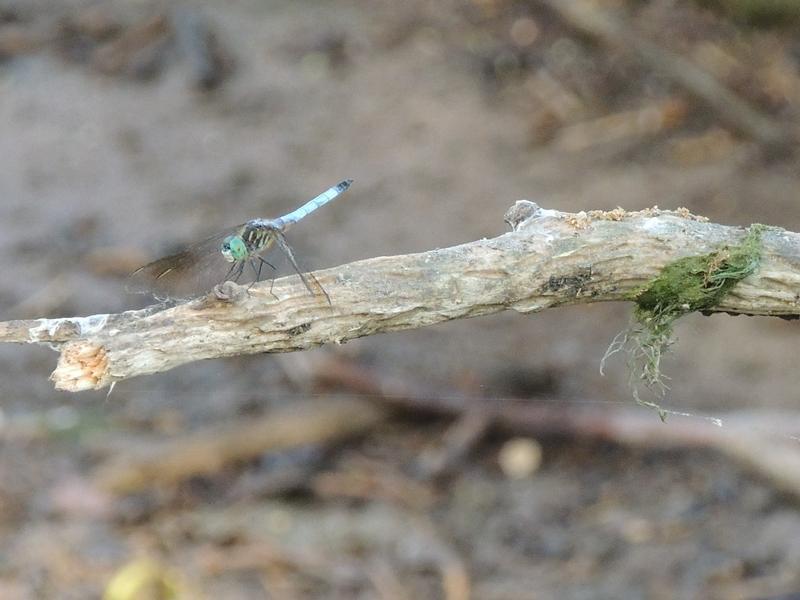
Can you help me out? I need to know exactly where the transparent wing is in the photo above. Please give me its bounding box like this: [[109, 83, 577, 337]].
[[272, 230, 331, 304], [127, 225, 245, 300]]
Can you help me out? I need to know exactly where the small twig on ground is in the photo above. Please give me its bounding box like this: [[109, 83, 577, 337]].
[[311, 459, 438, 510], [93, 397, 387, 494], [553, 97, 688, 152], [414, 408, 493, 481], [91, 13, 170, 78]]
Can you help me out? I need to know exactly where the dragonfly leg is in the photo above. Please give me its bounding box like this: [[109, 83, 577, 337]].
[[304, 271, 331, 305], [248, 259, 264, 290], [222, 261, 239, 283], [269, 276, 279, 301], [273, 231, 331, 304], [247, 256, 278, 291], [257, 256, 276, 272], [255, 256, 276, 282], [232, 261, 245, 282], [247, 261, 258, 290]]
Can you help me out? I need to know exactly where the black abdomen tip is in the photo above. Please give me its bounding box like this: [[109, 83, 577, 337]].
[[337, 179, 354, 191]]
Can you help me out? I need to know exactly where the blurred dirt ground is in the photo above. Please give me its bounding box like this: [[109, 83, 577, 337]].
[[1, 0, 800, 598]]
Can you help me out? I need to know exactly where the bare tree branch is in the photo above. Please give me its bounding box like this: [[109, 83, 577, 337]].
[[1, 203, 798, 391]]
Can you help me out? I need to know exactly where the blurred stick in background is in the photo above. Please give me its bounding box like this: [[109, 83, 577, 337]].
[[94, 397, 387, 494], [539, 0, 793, 150], [314, 355, 800, 502], [71, 351, 800, 506], [0, 203, 797, 391]]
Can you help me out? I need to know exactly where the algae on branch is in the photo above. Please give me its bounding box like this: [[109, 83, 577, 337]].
[[635, 223, 766, 318], [604, 224, 767, 420]]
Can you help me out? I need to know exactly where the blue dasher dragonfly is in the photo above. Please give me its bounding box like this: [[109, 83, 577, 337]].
[[128, 179, 353, 301]]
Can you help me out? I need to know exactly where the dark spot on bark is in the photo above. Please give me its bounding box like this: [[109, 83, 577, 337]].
[[544, 266, 593, 295], [287, 322, 312, 336]]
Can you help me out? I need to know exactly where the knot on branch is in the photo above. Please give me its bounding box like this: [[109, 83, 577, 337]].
[[504, 200, 544, 231]]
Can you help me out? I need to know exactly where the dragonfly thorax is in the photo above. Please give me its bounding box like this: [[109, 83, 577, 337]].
[[220, 235, 249, 262]]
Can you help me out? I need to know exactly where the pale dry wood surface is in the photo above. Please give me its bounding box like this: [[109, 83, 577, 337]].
[[0, 202, 798, 391]]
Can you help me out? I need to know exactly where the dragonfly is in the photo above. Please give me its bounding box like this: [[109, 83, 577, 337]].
[[128, 179, 353, 301]]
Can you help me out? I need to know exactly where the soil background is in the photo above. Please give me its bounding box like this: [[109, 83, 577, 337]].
[[1, 0, 799, 598]]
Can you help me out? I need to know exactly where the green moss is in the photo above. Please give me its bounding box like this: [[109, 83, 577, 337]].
[[635, 223, 766, 318], [604, 224, 766, 420]]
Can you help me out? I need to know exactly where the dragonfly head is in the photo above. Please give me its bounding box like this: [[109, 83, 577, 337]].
[[221, 235, 248, 262]]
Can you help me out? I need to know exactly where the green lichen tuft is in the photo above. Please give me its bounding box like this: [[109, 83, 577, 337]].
[[603, 224, 767, 420], [635, 223, 766, 318]]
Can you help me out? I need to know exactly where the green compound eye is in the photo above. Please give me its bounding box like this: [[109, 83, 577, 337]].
[[221, 235, 248, 262]]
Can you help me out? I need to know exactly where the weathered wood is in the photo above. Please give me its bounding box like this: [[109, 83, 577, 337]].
[[1, 203, 797, 391]]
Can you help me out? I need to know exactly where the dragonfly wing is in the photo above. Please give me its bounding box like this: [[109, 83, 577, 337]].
[[271, 230, 330, 303], [127, 226, 245, 299]]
